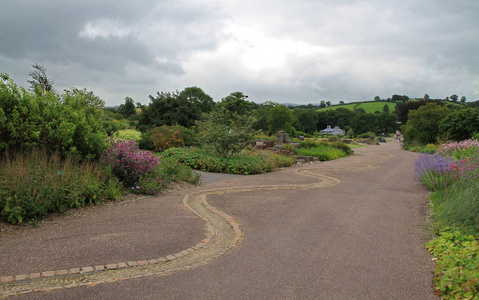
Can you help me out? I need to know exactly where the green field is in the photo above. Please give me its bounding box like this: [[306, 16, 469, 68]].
[[319, 101, 397, 114]]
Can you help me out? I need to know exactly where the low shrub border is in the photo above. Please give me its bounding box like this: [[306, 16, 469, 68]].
[[163, 147, 295, 175]]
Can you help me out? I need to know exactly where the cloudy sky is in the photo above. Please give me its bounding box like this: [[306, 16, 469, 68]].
[[1, 0, 478, 106]]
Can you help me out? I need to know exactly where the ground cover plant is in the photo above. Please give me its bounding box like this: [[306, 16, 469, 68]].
[[413, 139, 479, 298]]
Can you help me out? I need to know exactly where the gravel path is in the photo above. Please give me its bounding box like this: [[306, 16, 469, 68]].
[[1, 141, 437, 299]]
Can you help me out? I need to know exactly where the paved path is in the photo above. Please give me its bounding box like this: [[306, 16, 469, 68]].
[[0, 141, 437, 299]]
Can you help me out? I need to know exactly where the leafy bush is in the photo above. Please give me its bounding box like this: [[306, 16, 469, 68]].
[[327, 135, 339, 142], [426, 229, 479, 299], [330, 141, 352, 155], [101, 140, 159, 187], [0, 149, 122, 224], [0, 74, 108, 159], [138, 130, 155, 151], [150, 125, 185, 152], [162, 147, 294, 174], [132, 157, 201, 195], [196, 108, 257, 158], [299, 140, 329, 149]]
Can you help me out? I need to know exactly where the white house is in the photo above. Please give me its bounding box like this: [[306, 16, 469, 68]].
[[320, 125, 345, 135]]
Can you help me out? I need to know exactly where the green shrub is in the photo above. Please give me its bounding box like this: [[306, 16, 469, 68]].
[[0, 149, 122, 224], [299, 140, 329, 149], [133, 157, 201, 195], [150, 125, 185, 152], [330, 141, 352, 155], [0, 74, 108, 159], [138, 130, 155, 151], [162, 147, 294, 174], [327, 135, 339, 142]]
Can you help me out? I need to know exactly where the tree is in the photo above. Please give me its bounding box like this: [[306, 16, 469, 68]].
[[339, 100, 345, 105], [351, 113, 377, 135], [439, 108, 479, 141], [375, 112, 398, 135], [179, 86, 214, 113], [402, 103, 450, 144], [196, 108, 257, 158], [326, 101, 331, 107], [292, 108, 319, 134], [317, 108, 355, 132], [117, 97, 136, 118], [460, 96, 466, 103], [450, 94, 458, 102], [138, 90, 202, 131], [424, 94, 430, 100], [391, 94, 409, 102], [395, 99, 444, 124], [215, 92, 256, 115], [319, 100, 326, 108], [27, 63, 55, 96], [267, 104, 294, 134], [253, 101, 277, 133], [382, 104, 390, 113], [374, 96, 380, 101]]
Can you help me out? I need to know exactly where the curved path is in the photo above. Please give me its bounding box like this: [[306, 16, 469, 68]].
[[0, 141, 436, 299]]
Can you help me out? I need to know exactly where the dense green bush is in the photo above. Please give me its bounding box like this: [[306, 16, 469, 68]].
[[0, 74, 108, 159], [151, 125, 185, 152], [330, 141, 352, 155], [0, 149, 122, 225], [162, 147, 294, 174], [196, 108, 257, 158], [132, 157, 201, 195], [138, 130, 155, 151]]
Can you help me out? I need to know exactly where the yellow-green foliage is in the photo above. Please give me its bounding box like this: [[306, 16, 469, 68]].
[[113, 129, 141, 142]]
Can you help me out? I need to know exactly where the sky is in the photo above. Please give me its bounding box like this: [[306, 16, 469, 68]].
[[1, 0, 479, 106]]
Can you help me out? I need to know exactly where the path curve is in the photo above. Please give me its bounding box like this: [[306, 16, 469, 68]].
[[0, 163, 375, 298]]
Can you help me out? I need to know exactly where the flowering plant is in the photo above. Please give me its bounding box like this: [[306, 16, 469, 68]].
[[437, 139, 479, 158], [101, 140, 160, 187]]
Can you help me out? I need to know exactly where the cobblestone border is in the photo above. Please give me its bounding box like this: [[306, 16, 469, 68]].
[[0, 163, 377, 298]]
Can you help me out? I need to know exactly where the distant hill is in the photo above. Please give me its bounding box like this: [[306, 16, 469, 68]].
[[318, 101, 397, 114], [318, 99, 465, 113]]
